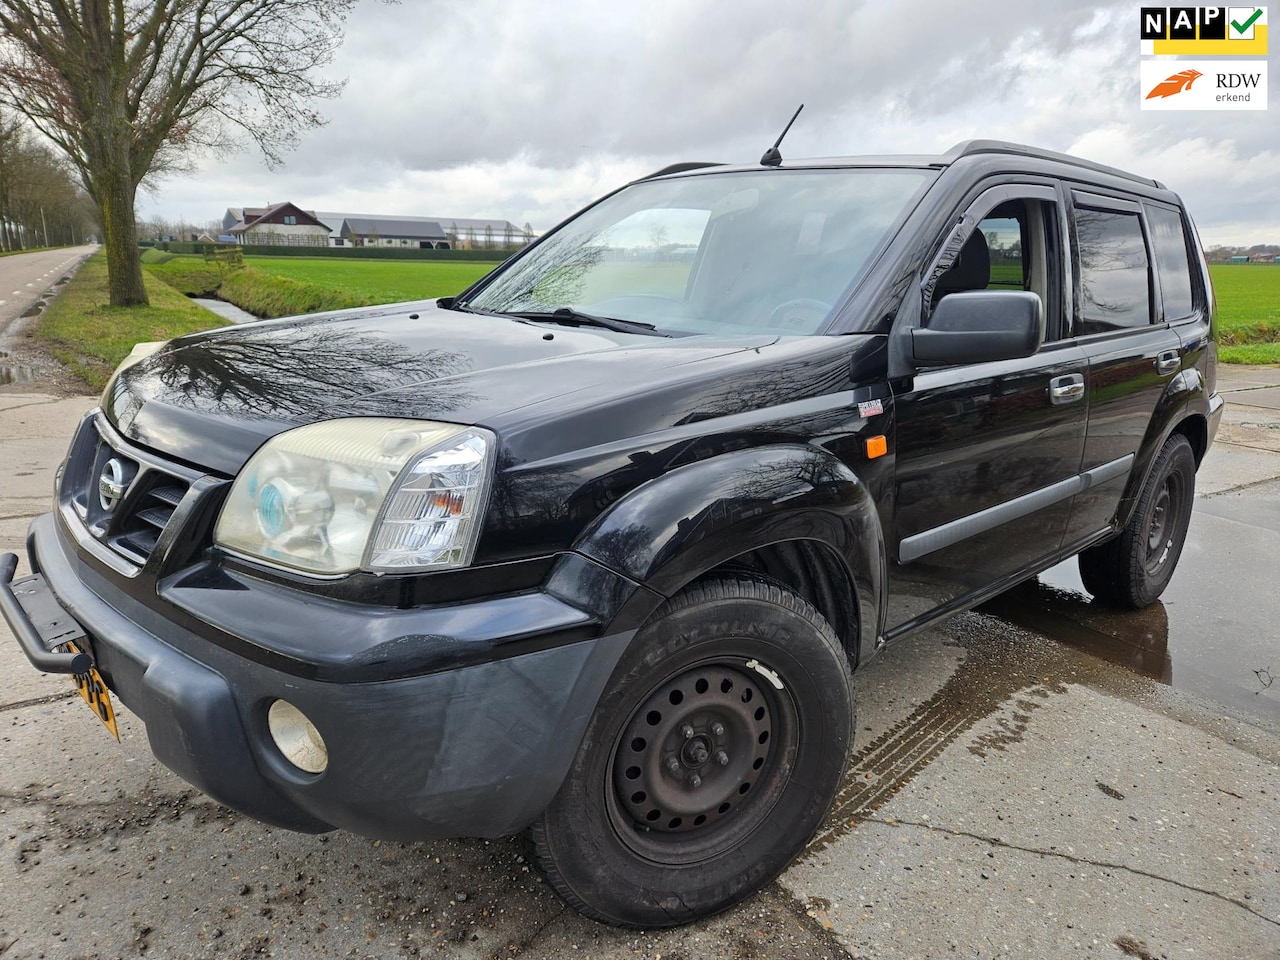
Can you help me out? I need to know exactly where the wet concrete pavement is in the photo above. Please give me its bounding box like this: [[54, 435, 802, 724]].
[[1, 367, 1278, 958]]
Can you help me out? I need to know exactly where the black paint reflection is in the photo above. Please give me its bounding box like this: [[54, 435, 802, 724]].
[[133, 325, 473, 419], [1075, 209, 1151, 331]]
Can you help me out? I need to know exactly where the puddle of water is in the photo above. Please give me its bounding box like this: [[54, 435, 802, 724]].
[[0, 350, 36, 385], [982, 571, 1173, 684], [982, 550, 1280, 727], [0, 364, 36, 385]]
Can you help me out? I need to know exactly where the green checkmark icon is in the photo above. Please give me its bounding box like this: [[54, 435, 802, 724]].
[[1231, 8, 1262, 35]]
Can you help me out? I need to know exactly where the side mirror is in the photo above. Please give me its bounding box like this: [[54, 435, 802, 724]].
[[910, 291, 1044, 367]]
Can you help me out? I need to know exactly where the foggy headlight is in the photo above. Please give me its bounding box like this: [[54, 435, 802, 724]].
[[214, 418, 495, 576]]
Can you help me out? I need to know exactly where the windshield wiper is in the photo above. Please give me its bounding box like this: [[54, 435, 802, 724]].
[[512, 307, 671, 338]]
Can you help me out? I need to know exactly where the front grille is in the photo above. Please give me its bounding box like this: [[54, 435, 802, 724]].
[[62, 415, 195, 567], [111, 478, 191, 563]]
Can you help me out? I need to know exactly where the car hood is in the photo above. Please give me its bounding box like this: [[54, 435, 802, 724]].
[[105, 299, 779, 474]]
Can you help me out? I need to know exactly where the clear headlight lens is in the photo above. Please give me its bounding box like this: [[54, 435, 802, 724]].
[[214, 418, 495, 576]]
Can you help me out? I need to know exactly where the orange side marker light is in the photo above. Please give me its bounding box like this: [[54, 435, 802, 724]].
[[865, 435, 887, 459]]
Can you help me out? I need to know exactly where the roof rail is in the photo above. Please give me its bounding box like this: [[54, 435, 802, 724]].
[[941, 140, 1161, 188], [640, 161, 725, 180]]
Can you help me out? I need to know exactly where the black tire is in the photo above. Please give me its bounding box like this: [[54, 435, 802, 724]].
[[1079, 434, 1196, 609], [529, 576, 854, 927]]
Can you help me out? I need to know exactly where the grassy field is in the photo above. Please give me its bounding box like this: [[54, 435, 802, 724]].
[[39, 254, 228, 390], [144, 255, 499, 320], [1209, 264, 1280, 364], [251, 257, 497, 302]]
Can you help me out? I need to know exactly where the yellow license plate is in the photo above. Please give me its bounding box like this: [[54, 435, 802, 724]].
[[66, 641, 120, 741]]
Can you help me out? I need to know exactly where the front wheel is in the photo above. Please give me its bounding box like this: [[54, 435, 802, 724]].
[[530, 576, 854, 927], [1079, 433, 1196, 608]]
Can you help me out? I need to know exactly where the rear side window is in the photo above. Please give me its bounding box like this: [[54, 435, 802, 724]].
[[1146, 205, 1196, 320], [1074, 209, 1151, 333]]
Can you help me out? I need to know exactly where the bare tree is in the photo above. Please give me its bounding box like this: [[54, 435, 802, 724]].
[[0, 108, 91, 249], [0, 1, 369, 306]]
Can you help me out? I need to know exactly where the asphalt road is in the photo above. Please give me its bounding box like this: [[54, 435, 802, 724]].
[[1, 364, 1277, 959], [0, 246, 99, 389]]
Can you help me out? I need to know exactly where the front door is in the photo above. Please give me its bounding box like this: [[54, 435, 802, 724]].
[[886, 184, 1088, 633]]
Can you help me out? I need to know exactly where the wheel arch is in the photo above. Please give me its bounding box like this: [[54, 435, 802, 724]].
[[1114, 367, 1211, 528], [573, 444, 884, 668]]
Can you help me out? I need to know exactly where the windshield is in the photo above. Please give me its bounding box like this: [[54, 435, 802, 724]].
[[464, 168, 934, 336]]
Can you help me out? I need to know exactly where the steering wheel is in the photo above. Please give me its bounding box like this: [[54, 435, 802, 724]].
[[767, 298, 831, 331]]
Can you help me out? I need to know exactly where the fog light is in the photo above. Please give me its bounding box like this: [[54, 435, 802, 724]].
[[267, 700, 328, 774]]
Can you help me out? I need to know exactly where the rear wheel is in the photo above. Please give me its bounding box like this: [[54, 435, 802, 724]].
[[530, 576, 854, 927], [1079, 434, 1196, 608]]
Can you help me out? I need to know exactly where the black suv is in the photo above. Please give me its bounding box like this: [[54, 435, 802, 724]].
[[3, 140, 1222, 927]]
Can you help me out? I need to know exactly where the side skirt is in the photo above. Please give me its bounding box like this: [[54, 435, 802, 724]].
[[880, 525, 1116, 647]]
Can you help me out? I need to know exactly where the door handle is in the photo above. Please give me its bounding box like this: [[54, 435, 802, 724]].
[[1049, 374, 1085, 405], [1156, 350, 1180, 375]]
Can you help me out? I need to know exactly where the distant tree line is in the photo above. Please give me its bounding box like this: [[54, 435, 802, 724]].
[[1206, 244, 1280, 262], [0, 110, 95, 250]]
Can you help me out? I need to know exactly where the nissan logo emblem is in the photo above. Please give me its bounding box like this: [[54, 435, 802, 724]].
[[98, 458, 130, 512]]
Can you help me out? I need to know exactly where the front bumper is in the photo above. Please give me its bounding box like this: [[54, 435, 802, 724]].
[[4, 512, 638, 840]]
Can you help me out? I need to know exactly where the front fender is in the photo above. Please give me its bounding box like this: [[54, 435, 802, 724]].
[[572, 444, 884, 661]]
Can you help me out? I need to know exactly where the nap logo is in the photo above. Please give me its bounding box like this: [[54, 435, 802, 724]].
[[1140, 58, 1268, 108], [1139, 6, 1268, 54]]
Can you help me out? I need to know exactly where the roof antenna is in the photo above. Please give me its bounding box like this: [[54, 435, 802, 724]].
[[760, 103, 804, 167]]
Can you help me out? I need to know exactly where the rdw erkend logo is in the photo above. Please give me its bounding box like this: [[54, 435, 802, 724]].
[[1139, 58, 1268, 109], [1145, 68, 1204, 98]]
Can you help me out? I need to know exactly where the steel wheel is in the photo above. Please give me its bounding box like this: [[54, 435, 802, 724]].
[[608, 659, 794, 863], [530, 576, 854, 927], [1079, 433, 1196, 609]]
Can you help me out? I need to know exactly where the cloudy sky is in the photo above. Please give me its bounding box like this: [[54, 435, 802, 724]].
[[138, 0, 1279, 246]]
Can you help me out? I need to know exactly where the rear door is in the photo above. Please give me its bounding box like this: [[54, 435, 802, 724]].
[[1060, 190, 1185, 543]]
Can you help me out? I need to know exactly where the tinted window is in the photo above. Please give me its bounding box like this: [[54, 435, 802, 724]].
[[1075, 209, 1151, 332], [1146, 205, 1195, 319]]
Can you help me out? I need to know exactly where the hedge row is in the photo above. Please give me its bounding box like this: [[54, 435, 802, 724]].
[[150, 241, 517, 261]]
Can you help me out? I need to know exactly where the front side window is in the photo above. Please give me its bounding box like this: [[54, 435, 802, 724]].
[[1074, 208, 1152, 333], [930, 196, 1064, 341], [464, 169, 935, 336]]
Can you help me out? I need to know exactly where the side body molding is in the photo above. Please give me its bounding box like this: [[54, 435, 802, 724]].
[[572, 444, 885, 663]]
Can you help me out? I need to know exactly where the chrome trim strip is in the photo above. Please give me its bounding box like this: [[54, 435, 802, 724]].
[[898, 454, 1134, 563]]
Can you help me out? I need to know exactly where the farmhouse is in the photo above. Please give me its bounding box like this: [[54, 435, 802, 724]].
[[222, 202, 330, 247], [317, 212, 529, 250], [219, 202, 533, 250], [339, 217, 449, 249]]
